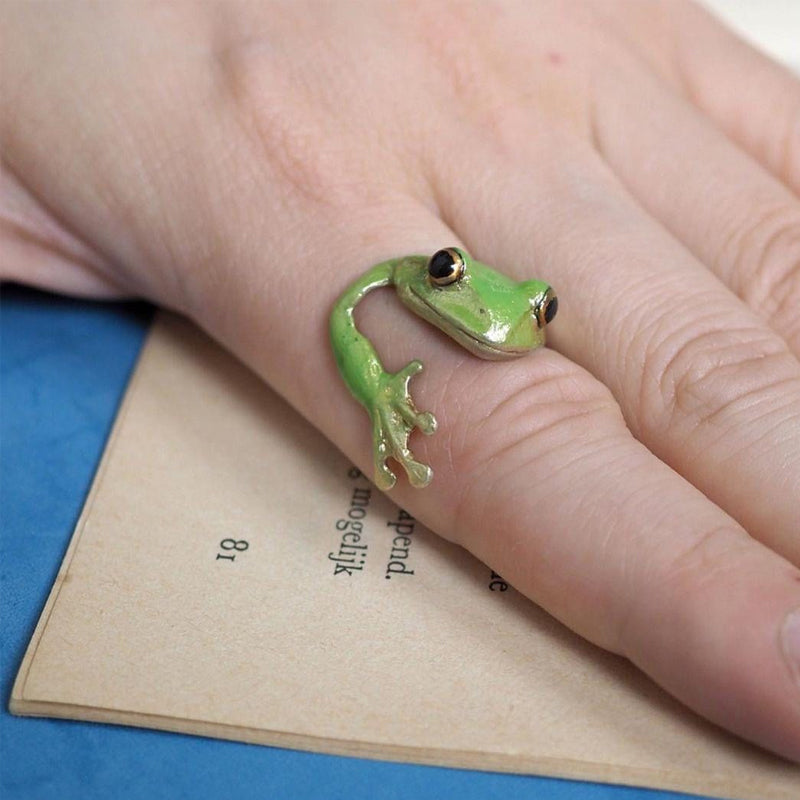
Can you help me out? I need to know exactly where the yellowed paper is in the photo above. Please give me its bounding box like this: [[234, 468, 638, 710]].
[[11, 313, 800, 800]]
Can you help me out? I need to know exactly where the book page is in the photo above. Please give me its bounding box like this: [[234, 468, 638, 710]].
[[11, 313, 800, 800]]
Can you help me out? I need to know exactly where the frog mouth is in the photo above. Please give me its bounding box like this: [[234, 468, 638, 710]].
[[461, 331, 529, 356], [410, 286, 531, 359]]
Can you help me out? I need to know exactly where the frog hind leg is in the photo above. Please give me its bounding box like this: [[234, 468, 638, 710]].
[[372, 359, 437, 489]]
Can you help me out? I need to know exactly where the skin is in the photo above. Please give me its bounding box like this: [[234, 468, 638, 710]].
[[2, 0, 800, 763], [329, 247, 555, 488]]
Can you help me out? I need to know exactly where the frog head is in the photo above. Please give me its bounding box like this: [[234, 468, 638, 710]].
[[394, 247, 557, 360]]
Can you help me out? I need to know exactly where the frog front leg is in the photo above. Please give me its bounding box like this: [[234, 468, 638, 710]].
[[369, 359, 437, 489], [330, 260, 437, 489]]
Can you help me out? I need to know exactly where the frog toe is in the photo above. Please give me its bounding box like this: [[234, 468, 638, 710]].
[[374, 460, 397, 490], [416, 411, 437, 435], [388, 360, 424, 399], [396, 359, 424, 382], [404, 459, 433, 488], [395, 399, 436, 435]]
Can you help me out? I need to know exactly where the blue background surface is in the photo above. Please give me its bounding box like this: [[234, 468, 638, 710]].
[[1, 285, 703, 799]]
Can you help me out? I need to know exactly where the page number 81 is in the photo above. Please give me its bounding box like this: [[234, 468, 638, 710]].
[[215, 538, 249, 562]]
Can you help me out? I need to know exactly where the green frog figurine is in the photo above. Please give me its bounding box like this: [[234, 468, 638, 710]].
[[330, 247, 557, 490]]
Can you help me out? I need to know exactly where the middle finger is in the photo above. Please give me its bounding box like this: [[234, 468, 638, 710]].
[[429, 128, 800, 563]]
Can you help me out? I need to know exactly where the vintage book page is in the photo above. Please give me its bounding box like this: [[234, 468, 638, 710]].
[[11, 314, 800, 800]]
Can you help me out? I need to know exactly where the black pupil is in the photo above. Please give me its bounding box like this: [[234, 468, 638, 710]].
[[428, 250, 456, 280], [544, 296, 558, 324]]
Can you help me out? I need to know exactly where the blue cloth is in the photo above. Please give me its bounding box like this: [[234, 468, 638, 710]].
[[1, 285, 696, 800]]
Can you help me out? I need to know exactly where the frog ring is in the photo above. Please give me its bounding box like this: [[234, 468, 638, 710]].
[[329, 247, 557, 490]]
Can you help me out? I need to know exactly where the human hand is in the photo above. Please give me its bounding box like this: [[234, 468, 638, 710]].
[[2, 0, 799, 761]]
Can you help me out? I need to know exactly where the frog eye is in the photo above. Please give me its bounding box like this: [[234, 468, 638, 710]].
[[535, 290, 558, 328], [428, 248, 466, 287]]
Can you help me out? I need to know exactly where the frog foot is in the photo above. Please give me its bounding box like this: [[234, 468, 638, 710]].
[[370, 359, 437, 490]]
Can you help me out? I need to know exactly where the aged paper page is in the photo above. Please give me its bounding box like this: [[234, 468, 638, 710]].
[[11, 314, 800, 800]]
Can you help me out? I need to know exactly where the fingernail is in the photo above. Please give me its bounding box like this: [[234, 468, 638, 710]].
[[781, 608, 800, 682]]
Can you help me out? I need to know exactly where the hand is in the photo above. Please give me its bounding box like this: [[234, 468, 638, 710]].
[[3, 0, 799, 761]]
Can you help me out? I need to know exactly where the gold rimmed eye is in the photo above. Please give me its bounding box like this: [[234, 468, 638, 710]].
[[427, 248, 466, 287], [535, 290, 558, 328]]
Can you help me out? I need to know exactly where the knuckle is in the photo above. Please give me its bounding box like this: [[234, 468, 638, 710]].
[[616, 524, 753, 657], [640, 316, 795, 432], [778, 99, 800, 190], [447, 361, 624, 542], [727, 201, 800, 325], [471, 97, 538, 157], [459, 369, 620, 475], [770, 258, 800, 348], [413, 3, 490, 106], [215, 39, 363, 209], [661, 525, 752, 589], [410, 3, 544, 156]]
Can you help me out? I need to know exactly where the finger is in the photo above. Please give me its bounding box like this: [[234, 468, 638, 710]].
[[428, 130, 800, 565], [184, 187, 800, 761], [0, 163, 124, 298], [607, 0, 800, 195], [670, 0, 800, 195], [432, 368, 800, 766], [590, 55, 800, 355]]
